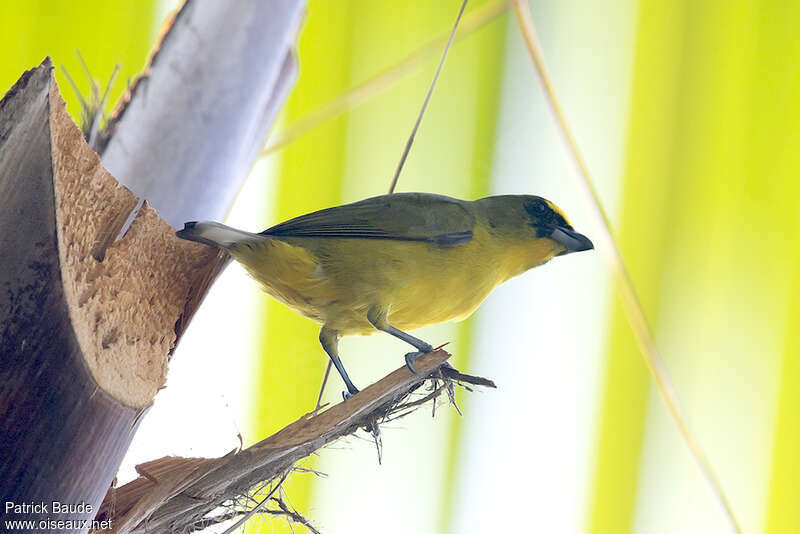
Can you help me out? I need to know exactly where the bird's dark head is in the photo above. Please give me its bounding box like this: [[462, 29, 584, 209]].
[[478, 195, 593, 265]]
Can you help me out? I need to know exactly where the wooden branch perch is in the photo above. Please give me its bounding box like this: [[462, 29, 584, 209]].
[[0, 60, 220, 531], [92, 350, 494, 534]]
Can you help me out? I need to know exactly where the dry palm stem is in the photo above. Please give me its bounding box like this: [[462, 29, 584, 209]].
[[510, 2, 742, 533]]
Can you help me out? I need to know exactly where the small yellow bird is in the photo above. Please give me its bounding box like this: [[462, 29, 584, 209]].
[[177, 192, 593, 396]]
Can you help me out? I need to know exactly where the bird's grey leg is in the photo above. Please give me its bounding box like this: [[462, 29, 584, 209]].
[[367, 308, 433, 374], [319, 326, 359, 399]]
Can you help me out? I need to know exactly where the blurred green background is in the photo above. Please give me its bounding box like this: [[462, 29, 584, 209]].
[[3, 1, 798, 533]]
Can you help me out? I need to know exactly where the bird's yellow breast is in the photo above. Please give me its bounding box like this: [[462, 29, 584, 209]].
[[230, 225, 561, 335]]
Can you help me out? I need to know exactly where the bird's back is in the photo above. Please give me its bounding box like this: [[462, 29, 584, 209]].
[[260, 192, 476, 246]]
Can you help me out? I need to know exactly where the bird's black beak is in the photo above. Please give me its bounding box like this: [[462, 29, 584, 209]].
[[551, 226, 594, 255]]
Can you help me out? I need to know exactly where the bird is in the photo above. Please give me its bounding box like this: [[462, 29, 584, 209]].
[[176, 192, 593, 397]]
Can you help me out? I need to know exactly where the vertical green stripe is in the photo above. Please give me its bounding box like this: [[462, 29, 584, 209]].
[[440, 10, 508, 534], [760, 1, 800, 531], [248, 1, 354, 532], [438, 6, 510, 534], [766, 272, 800, 533], [588, 2, 687, 532]]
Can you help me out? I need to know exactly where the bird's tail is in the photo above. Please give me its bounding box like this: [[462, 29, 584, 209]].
[[176, 221, 258, 250]]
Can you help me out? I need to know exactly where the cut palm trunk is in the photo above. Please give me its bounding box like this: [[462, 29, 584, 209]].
[[0, 1, 304, 531], [0, 60, 221, 532]]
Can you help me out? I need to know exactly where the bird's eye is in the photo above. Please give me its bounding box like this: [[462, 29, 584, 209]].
[[525, 198, 548, 217]]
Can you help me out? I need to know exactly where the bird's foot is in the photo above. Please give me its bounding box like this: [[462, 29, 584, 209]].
[[341, 385, 360, 401], [405, 345, 433, 375]]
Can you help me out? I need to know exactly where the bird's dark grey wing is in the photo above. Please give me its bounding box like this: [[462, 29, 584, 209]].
[[260, 193, 474, 246]]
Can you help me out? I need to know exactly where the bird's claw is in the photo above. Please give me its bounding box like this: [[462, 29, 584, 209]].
[[342, 387, 359, 401], [405, 350, 429, 375]]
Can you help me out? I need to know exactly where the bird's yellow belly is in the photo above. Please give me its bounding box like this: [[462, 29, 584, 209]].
[[231, 234, 506, 336], [381, 267, 496, 331]]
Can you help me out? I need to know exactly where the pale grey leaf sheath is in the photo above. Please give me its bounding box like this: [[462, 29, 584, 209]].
[[101, 0, 306, 228]]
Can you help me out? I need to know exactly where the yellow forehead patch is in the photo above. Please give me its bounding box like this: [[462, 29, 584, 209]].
[[544, 199, 573, 228]]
